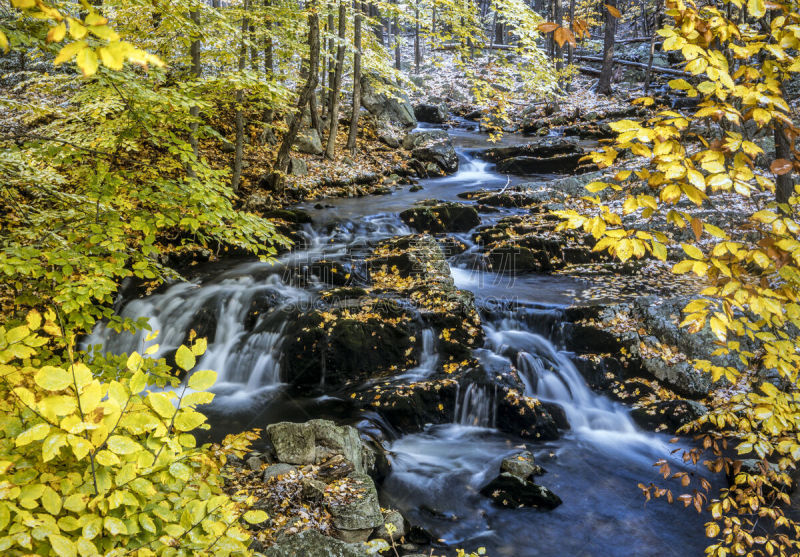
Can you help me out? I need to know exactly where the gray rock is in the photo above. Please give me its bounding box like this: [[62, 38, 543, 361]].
[[263, 463, 298, 482], [296, 128, 323, 155], [266, 422, 316, 465], [326, 473, 383, 531], [301, 477, 327, 501], [288, 157, 308, 176], [360, 74, 417, 128], [402, 130, 458, 174], [333, 528, 373, 543], [309, 419, 370, 475], [246, 456, 263, 471], [263, 529, 371, 557], [373, 510, 408, 542], [500, 451, 543, 480], [378, 130, 401, 148]]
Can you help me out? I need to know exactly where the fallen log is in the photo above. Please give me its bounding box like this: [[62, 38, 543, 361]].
[[575, 55, 691, 77]]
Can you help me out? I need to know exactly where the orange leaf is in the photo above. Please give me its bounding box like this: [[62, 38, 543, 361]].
[[605, 4, 622, 17], [537, 22, 560, 33], [554, 27, 576, 47], [691, 217, 703, 241], [770, 158, 793, 176]]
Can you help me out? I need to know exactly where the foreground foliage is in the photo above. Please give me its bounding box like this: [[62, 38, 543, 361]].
[[557, 0, 800, 554]]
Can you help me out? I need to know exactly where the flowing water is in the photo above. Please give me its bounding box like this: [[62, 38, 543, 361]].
[[86, 124, 715, 556]]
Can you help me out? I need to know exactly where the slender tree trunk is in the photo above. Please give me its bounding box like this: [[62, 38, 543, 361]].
[[494, 12, 503, 45], [644, 1, 661, 94], [554, 0, 563, 73], [414, 0, 421, 73], [325, 8, 335, 118], [188, 9, 201, 177], [232, 0, 250, 193], [325, 1, 347, 159], [347, 1, 363, 154], [394, 15, 401, 69], [596, 0, 617, 96], [274, 8, 321, 185], [568, 0, 575, 67], [261, 0, 276, 144]]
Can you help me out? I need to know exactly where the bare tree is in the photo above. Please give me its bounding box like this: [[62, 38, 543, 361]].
[[325, 1, 347, 159], [596, 0, 618, 96], [346, 1, 363, 154], [232, 0, 250, 193]]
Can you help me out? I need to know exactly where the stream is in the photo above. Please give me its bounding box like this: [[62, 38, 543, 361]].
[[86, 124, 714, 556]]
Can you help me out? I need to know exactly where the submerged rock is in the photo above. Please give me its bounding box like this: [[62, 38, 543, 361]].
[[400, 201, 480, 233], [479, 472, 562, 509]]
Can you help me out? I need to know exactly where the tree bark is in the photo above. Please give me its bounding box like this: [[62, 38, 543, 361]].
[[188, 9, 201, 176], [232, 0, 250, 193], [414, 0, 421, 73], [596, 0, 618, 96], [261, 0, 276, 144], [325, 1, 347, 159], [346, 1, 363, 154], [394, 15, 401, 70], [274, 8, 321, 185]]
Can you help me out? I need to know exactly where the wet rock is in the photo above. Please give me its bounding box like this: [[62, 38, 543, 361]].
[[361, 74, 417, 128], [402, 130, 458, 175], [310, 419, 372, 475], [497, 391, 560, 441], [263, 463, 298, 482], [296, 128, 323, 155], [414, 102, 448, 123], [488, 245, 551, 273], [631, 399, 708, 432], [264, 529, 370, 557], [266, 423, 316, 465], [479, 472, 562, 509], [261, 208, 313, 225], [326, 472, 383, 533], [496, 153, 586, 174], [400, 201, 480, 233], [282, 299, 417, 388], [477, 138, 591, 175], [500, 451, 544, 480], [373, 509, 409, 542], [378, 130, 401, 148]]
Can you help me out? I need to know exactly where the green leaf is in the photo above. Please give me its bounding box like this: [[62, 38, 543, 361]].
[[187, 369, 216, 391], [175, 345, 196, 371]]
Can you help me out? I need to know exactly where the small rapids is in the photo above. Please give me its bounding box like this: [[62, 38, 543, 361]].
[[86, 127, 714, 556]]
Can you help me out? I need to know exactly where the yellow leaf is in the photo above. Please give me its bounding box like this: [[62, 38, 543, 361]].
[[54, 40, 87, 66], [747, 0, 766, 18], [173, 409, 206, 431], [107, 435, 142, 455], [76, 46, 98, 76], [0, 30, 8, 53], [35, 366, 71, 391], [243, 510, 268, 524], [651, 241, 667, 261], [187, 369, 216, 391], [682, 243, 704, 259], [148, 392, 176, 418], [47, 22, 67, 43], [585, 181, 609, 193], [42, 485, 62, 515], [175, 345, 196, 371], [48, 534, 77, 557], [103, 516, 128, 536]]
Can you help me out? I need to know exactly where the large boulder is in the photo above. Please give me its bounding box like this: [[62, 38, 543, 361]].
[[402, 130, 458, 175], [477, 138, 589, 175], [265, 420, 373, 474], [264, 529, 370, 557], [281, 298, 418, 388], [400, 201, 480, 233], [414, 102, 448, 124], [325, 472, 383, 540], [296, 128, 323, 155], [360, 74, 417, 128]]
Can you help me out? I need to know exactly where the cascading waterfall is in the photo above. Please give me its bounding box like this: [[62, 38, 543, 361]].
[[454, 383, 497, 428]]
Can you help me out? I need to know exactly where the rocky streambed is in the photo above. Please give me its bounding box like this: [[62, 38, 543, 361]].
[[87, 122, 729, 556]]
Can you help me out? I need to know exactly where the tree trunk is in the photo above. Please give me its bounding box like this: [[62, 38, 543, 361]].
[[567, 0, 575, 67], [188, 9, 201, 176], [596, 0, 618, 96], [261, 0, 276, 144], [274, 8, 321, 185], [394, 15, 401, 70], [325, 1, 347, 159], [325, 9, 335, 118], [414, 0, 421, 73], [347, 1, 363, 154], [232, 0, 250, 193]]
